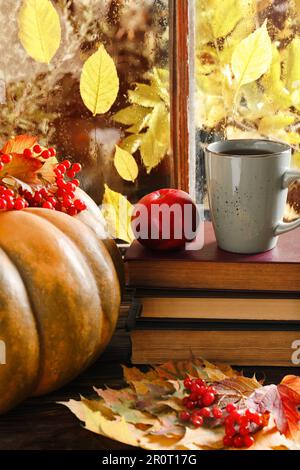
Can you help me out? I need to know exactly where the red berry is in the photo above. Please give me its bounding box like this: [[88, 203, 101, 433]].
[[72, 163, 82, 173], [179, 411, 190, 422], [42, 202, 53, 209], [5, 196, 15, 210], [71, 178, 80, 187], [47, 197, 57, 207], [207, 386, 217, 395], [54, 168, 63, 178], [191, 382, 203, 394], [14, 197, 26, 211], [66, 169, 76, 179], [5, 188, 14, 197], [41, 150, 51, 159], [62, 160, 72, 169], [239, 425, 250, 437], [56, 164, 66, 174], [243, 435, 255, 448], [0, 162, 4, 171], [226, 403, 237, 414], [212, 407, 223, 419], [195, 379, 205, 386], [23, 148, 33, 158], [0, 199, 7, 210], [251, 413, 263, 427], [191, 415, 203, 428], [63, 196, 72, 208], [233, 435, 244, 448], [74, 199, 86, 211], [48, 147, 56, 156], [186, 400, 197, 410], [223, 436, 233, 448], [40, 188, 49, 198], [66, 182, 76, 193], [199, 407, 211, 418], [56, 178, 66, 189], [189, 392, 199, 402], [202, 392, 215, 406], [33, 145, 42, 154], [1, 154, 12, 164], [67, 206, 78, 216], [225, 423, 236, 438]]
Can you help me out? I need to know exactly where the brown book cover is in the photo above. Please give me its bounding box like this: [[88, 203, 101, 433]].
[[128, 297, 300, 366], [125, 223, 300, 292]]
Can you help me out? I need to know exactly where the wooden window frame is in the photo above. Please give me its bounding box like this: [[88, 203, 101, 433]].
[[170, 0, 195, 197]]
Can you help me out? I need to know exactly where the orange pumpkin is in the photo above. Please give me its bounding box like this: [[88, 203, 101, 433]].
[[0, 189, 123, 413]]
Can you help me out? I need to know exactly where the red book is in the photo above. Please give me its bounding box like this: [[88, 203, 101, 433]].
[[125, 222, 300, 292]]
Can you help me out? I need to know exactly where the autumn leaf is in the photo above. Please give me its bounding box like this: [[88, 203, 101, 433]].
[[231, 20, 272, 88], [0, 153, 43, 184], [128, 84, 162, 108], [119, 134, 142, 155], [62, 359, 300, 451], [1, 135, 37, 154], [101, 184, 134, 243], [140, 103, 170, 173], [278, 376, 300, 439], [18, 0, 61, 64], [113, 105, 151, 133], [80, 45, 119, 116], [114, 146, 138, 182]]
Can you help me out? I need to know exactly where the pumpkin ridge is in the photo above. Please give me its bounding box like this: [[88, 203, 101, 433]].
[[27, 209, 120, 348], [0, 210, 104, 396], [0, 246, 41, 410]]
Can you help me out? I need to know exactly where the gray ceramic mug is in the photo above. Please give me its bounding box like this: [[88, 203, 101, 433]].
[[205, 139, 300, 254]]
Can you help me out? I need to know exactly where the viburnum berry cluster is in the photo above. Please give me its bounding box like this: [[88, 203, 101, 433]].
[[0, 144, 87, 216], [179, 377, 267, 449]]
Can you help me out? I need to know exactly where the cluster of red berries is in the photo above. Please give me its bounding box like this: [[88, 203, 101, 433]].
[[179, 377, 266, 449], [0, 145, 87, 216], [179, 377, 222, 428], [223, 403, 265, 449]]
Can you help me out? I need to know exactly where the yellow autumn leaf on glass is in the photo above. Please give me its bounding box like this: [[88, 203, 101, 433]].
[[114, 146, 138, 182], [119, 134, 142, 155], [18, 0, 61, 64], [262, 46, 291, 111], [231, 20, 272, 88], [101, 184, 134, 243], [284, 37, 300, 92], [128, 84, 161, 108], [258, 114, 295, 135], [80, 45, 119, 116], [140, 104, 170, 174], [113, 105, 151, 128]]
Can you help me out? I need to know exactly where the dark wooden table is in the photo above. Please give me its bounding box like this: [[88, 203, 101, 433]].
[[0, 302, 298, 450]]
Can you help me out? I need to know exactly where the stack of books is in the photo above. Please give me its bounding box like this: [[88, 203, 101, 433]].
[[125, 223, 300, 366]]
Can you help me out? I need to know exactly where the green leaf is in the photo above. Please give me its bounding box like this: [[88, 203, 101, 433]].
[[101, 184, 134, 243], [18, 0, 61, 64], [231, 20, 272, 87], [140, 104, 170, 173], [114, 145, 138, 182], [80, 45, 119, 116]]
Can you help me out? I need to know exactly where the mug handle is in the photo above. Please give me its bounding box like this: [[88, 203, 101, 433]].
[[274, 169, 300, 236]]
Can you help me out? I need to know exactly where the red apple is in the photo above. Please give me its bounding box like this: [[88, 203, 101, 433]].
[[131, 188, 199, 251]]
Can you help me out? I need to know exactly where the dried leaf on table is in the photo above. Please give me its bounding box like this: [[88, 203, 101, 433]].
[[61, 359, 300, 451]]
